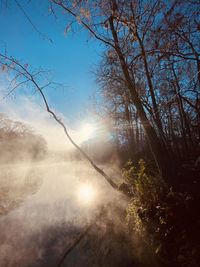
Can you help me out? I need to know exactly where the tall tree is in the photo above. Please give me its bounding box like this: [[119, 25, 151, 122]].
[[51, 0, 185, 184]]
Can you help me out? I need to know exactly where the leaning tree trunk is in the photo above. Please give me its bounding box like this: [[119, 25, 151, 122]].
[[109, 16, 174, 186]]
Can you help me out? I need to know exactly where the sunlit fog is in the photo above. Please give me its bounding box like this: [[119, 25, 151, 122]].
[[1, 1, 200, 267], [0, 96, 128, 267]]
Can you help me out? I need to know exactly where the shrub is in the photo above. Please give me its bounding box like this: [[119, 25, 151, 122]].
[[122, 159, 200, 267]]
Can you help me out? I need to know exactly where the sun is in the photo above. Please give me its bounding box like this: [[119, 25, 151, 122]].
[[79, 123, 96, 142], [77, 183, 96, 205], [82, 123, 95, 136]]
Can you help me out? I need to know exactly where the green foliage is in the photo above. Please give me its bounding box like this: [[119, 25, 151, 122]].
[[123, 160, 163, 239], [122, 159, 200, 267], [122, 159, 163, 206]]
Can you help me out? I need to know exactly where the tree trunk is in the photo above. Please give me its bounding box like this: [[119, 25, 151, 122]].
[[172, 66, 193, 157], [109, 16, 174, 186]]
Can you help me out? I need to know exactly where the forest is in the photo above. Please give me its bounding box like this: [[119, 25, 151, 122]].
[[0, 1, 200, 267]]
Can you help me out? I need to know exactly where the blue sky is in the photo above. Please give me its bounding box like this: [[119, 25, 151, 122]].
[[0, 0, 103, 126]]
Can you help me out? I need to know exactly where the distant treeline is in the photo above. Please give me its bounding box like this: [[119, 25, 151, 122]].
[[0, 113, 47, 162]]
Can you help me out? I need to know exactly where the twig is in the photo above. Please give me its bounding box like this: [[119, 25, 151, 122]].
[[52, 0, 115, 48], [14, 0, 52, 43]]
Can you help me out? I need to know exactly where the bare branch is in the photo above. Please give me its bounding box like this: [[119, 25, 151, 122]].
[[14, 0, 53, 43], [52, 0, 115, 48], [0, 79, 29, 102], [0, 53, 119, 192]]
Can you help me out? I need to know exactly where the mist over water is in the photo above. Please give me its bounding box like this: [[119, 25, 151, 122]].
[[0, 96, 134, 267], [0, 158, 124, 267]]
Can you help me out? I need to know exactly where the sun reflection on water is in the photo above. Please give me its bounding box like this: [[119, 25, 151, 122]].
[[77, 183, 96, 205]]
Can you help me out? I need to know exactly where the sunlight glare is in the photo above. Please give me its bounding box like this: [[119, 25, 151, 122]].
[[77, 183, 96, 205], [79, 123, 96, 142]]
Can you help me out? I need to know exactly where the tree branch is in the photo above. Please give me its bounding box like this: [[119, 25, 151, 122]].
[[52, 0, 115, 48], [0, 53, 119, 192]]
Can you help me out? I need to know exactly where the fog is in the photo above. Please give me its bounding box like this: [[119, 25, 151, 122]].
[[0, 96, 135, 267], [0, 156, 131, 266], [0, 94, 76, 152]]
